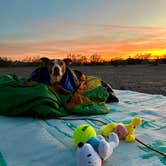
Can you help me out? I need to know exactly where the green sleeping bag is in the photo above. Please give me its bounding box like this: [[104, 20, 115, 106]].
[[0, 74, 109, 118]]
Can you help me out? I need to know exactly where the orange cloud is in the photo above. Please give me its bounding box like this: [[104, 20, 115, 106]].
[[1, 24, 166, 60]]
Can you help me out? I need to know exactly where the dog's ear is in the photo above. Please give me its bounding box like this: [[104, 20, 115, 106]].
[[63, 58, 72, 66], [40, 57, 50, 65]]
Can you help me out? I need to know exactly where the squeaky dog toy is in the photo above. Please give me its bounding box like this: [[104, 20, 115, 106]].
[[100, 117, 142, 142], [73, 124, 119, 166]]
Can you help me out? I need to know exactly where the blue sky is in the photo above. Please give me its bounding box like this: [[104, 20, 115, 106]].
[[0, 0, 166, 60]]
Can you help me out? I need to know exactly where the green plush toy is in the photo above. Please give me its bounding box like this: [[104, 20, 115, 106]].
[[73, 124, 96, 146]]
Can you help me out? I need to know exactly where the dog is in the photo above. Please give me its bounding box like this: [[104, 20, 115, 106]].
[[28, 57, 85, 94], [28, 57, 119, 102]]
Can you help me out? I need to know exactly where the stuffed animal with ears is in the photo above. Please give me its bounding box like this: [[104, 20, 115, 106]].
[[100, 117, 142, 142], [73, 124, 119, 166]]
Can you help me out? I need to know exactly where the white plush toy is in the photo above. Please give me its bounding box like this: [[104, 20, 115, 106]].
[[74, 124, 119, 166], [76, 143, 102, 166]]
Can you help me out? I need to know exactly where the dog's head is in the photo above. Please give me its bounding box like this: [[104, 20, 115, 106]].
[[40, 57, 72, 84], [76, 143, 102, 166]]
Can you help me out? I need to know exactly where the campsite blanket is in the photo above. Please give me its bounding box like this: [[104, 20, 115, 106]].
[[0, 74, 109, 117], [0, 90, 165, 166]]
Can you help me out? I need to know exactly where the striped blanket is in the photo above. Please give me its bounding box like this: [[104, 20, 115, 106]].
[[0, 90, 165, 166]]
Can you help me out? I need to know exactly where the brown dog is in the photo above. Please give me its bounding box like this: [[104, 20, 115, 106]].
[[28, 57, 86, 94]]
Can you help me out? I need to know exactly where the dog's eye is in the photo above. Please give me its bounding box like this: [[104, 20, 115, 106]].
[[59, 61, 64, 66], [50, 62, 54, 66], [87, 154, 92, 157]]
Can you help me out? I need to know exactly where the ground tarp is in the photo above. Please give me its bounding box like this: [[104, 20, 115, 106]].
[[0, 90, 165, 166]]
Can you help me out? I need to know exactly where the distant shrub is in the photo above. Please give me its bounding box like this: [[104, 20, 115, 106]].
[[126, 58, 143, 64], [0, 54, 166, 67], [0, 57, 12, 67]]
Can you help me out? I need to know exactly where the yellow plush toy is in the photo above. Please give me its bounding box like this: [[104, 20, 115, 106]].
[[100, 117, 142, 142]]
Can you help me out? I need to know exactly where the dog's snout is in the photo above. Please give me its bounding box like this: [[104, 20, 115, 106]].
[[53, 66, 60, 75]]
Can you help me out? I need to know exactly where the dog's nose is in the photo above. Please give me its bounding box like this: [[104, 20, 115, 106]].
[[53, 67, 60, 75]]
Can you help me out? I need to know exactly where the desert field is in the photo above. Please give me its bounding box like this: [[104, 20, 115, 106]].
[[0, 64, 166, 96]]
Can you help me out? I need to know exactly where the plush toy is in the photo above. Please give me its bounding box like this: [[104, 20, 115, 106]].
[[100, 117, 142, 142], [73, 124, 119, 166]]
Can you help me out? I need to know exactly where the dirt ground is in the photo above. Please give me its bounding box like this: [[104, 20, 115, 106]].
[[0, 64, 166, 96]]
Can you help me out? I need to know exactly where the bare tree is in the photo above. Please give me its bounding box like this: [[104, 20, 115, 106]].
[[135, 53, 152, 60], [79, 56, 88, 63], [90, 54, 101, 63]]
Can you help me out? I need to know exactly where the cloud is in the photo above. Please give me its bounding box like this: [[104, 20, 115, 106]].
[[100, 24, 166, 31], [1, 22, 166, 60]]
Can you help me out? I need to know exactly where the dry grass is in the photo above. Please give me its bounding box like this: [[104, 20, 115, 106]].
[[0, 64, 166, 96]]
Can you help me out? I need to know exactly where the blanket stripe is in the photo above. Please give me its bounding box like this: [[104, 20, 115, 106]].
[[0, 152, 8, 166]]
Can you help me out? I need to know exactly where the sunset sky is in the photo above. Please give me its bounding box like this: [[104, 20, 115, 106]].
[[0, 0, 166, 60]]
